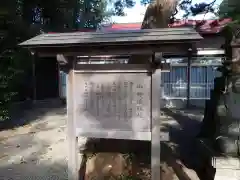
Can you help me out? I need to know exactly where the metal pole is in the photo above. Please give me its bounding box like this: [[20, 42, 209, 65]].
[[205, 66, 208, 100], [187, 48, 192, 108]]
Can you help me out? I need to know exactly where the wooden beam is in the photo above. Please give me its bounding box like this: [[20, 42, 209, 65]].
[[33, 43, 192, 57], [31, 52, 37, 102], [58, 56, 74, 73], [74, 63, 152, 71], [56, 54, 69, 65]]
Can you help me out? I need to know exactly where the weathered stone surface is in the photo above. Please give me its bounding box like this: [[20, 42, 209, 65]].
[[214, 169, 240, 180], [84, 153, 129, 180], [212, 157, 240, 169], [74, 73, 152, 141]]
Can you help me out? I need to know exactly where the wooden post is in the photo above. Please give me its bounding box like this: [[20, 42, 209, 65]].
[[151, 68, 161, 180], [57, 63, 61, 99], [66, 57, 79, 180], [31, 52, 37, 103]]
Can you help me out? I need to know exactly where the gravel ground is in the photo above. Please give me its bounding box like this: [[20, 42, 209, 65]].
[[0, 106, 71, 180], [0, 104, 203, 180]]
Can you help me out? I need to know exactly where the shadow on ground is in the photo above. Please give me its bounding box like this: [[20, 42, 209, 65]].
[[160, 108, 204, 173], [0, 104, 68, 180], [0, 163, 68, 180], [0, 99, 204, 179], [0, 99, 66, 131], [78, 108, 204, 179]]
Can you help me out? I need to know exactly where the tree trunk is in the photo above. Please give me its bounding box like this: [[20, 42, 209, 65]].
[[128, 0, 177, 64], [141, 0, 177, 29], [198, 24, 240, 156]]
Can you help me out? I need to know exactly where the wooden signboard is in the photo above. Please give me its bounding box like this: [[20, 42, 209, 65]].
[[19, 27, 202, 180], [74, 71, 152, 141]]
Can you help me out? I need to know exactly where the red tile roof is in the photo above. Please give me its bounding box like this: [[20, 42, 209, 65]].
[[48, 18, 232, 34], [100, 18, 232, 34]]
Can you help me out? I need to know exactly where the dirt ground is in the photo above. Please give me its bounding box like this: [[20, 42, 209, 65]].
[[81, 140, 180, 180], [0, 101, 203, 180], [81, 108, 203, 180]]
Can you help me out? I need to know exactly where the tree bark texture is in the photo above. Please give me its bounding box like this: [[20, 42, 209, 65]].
[[129, 0, 177, 64]]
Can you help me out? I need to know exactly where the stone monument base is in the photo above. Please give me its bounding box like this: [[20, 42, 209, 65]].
[[196, 138, 240, 180]]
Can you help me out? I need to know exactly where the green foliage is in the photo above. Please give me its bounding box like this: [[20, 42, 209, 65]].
[[78, 0, 109, 29], [113, 0, 135, 16], [139, 0, 218, 20], [218, 0, 240, 43], [219, 0, 240, 42], [0, 0, 138, 121], [179, 0, 217, 18], [219, 0, 240, 21], [0, 50, 25, 121]]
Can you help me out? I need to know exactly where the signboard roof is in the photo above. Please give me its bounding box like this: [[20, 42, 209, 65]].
[[19, 27, 202, 48]]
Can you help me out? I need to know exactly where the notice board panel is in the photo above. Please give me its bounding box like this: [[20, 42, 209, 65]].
[[74, 72, 151, 140]]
